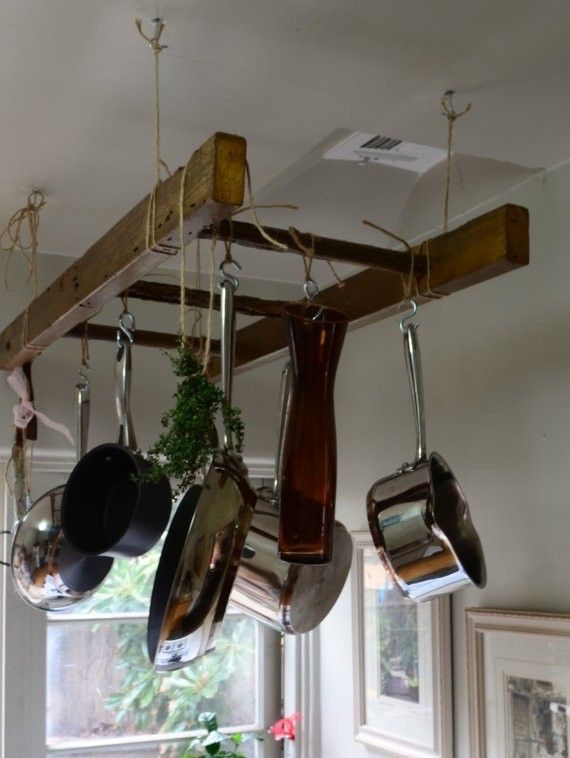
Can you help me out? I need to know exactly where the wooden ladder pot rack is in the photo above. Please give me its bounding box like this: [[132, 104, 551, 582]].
[[0, 132, 529, 374]]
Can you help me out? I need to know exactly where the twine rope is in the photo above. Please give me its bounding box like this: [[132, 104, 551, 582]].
[[81, 322, 90, 368], [135, 18, 171, 185], [441, 94, 471, 232], [0, 189, 46, 294], [178, 161, 191, 343], [362, 219, 443, 304], [202, 231, 217, 373]]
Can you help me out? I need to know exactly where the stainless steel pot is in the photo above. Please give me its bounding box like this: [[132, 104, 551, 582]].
[[366, 305, 486, 601], [229, 364, 353, 633], [10, 374, 113, 611], [148, 262, 256, 671]]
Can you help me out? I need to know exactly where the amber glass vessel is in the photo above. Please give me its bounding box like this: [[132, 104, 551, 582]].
[[278, 302, 348, 564]]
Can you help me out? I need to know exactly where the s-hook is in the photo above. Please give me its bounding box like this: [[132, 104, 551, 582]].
[[117, 311, 136, 346], [220, 259, 241, 291], [303, 277, 319, 303], [399, 300, 418, 333]]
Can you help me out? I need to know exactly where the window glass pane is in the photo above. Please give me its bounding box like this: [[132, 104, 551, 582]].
[[60, 548, 162, 616], [46, 616, 258, 748]]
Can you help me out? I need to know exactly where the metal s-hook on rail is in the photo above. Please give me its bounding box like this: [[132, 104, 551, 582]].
[[117, 311, 136, 346], [303, 277, 319, 303], [219, 259, 242, 292], [399, 299, 418, 333]]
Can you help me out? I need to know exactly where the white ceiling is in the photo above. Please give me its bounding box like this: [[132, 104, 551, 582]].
[[1, 0, 568, 286]]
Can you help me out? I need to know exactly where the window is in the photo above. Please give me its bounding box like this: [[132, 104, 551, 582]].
[[1, 459, 281, 758]]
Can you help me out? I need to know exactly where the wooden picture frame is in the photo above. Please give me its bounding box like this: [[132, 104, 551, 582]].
[[466, 608, 570, 757], [351, 531, 453, 757]]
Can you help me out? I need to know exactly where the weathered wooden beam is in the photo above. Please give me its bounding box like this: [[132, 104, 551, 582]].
[[126, 280, 286, 318], [65, 323, 221, 354], [200, 219, 424, 275], [231, 204, 529, 373], [0, 132, 247, 370]]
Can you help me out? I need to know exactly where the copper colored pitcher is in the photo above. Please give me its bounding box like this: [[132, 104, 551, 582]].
[[278, 302, 348, 564]]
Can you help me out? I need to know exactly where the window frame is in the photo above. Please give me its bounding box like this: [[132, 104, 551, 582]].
[[1, 454, 282, 758]]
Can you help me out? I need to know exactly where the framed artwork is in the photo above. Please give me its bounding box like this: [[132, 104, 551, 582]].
[[351, 531, 452, 757], [466, 608, 570, 758]]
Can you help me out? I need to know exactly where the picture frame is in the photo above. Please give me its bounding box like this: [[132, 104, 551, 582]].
[[351, 531, 453, 757], [466, 608, 570, 757]]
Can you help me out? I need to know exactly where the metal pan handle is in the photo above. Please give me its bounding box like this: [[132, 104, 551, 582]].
[[403, 321, 427, 465], [220, 264, 239, 450], [116, 312, 137, 450], [75, 371, 90, 461]]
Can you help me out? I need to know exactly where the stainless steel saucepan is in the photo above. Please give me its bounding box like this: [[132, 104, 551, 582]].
[[366, 303, 486, 601], [11, 372, 113, 610], [230, 364, 353, 633]]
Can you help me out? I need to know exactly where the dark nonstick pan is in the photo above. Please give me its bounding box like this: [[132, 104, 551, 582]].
[[11, 372, 113, 610], [62, 312, 172, 559], [148, 262, 256, 671]]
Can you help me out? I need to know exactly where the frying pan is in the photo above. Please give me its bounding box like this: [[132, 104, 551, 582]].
[[62, 312, 172, 558], [147, 262, 256, 671], [366, 303, 486, 601], [230, 363, 353, 633], [11, 373, 113, 611]]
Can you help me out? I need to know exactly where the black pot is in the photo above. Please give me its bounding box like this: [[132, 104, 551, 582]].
[[61, 314, 171, 559]]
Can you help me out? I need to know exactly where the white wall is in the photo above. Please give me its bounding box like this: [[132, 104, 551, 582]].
[[2, 157, 570, 757], [318, 159, 570, 757]]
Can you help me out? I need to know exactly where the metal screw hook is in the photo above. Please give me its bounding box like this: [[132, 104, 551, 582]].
[[399, 299, 418, 333], [219, 259, 241, 291], [117, 311, 136, 346], [444, 89, 456, 117]]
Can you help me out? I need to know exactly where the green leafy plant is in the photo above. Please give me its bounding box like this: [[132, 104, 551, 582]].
[[182, 712, 260, 758], [143, 344, 245, 493]]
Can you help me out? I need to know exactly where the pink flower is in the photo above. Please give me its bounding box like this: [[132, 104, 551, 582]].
[[268, 712, 302, 741]]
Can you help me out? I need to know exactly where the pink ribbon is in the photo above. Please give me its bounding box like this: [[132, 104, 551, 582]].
[[7, 367, 74, 446]]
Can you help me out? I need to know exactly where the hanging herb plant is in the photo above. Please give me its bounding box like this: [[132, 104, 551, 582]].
[[142, 343, 244, 494]]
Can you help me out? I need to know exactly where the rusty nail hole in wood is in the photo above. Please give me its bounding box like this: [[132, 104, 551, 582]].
[[5, 342, 11, 350], [133, 246, 139, 252]]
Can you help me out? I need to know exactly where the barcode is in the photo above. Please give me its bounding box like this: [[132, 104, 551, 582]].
[[360, 135, 402, 151]]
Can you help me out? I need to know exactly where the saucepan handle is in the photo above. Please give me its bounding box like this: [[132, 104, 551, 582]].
[[75, 371, 90, 461], [220, 261, 239, 450], [403, 321, 427, 464], [116, 312, 137, 450]]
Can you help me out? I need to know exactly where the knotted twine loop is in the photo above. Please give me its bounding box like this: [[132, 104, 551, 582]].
[[136, 18, 173, 257], [288, 226, 315, 290], [441, 93, 471, 232], [135, 18, 171, 186], [0, 189, 46, 293], [362, 219, 443, 304]]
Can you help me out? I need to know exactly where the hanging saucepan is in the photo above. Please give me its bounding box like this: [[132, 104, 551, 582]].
[[148, 261, 256, 671], [366, 302, 486, 601], [10, 372, 114, 611], [230, 364, 353, 634], [62, 312, 171, 558]]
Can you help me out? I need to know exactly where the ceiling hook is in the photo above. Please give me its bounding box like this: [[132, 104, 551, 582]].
[[219, 259, 241, 291], [399, 299, 418, 333], [444, 89, 456, 117], [117, 310, 135, 346]]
